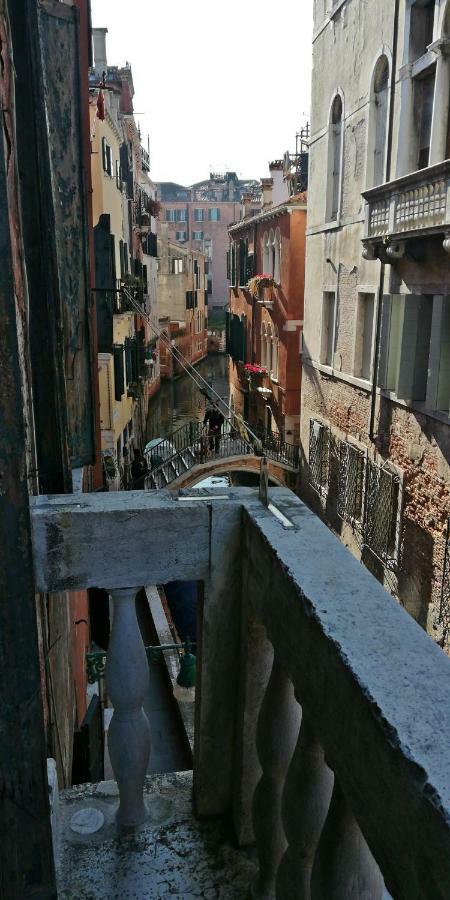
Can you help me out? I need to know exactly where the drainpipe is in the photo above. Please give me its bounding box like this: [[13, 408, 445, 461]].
[[369, 0, 400, 443]]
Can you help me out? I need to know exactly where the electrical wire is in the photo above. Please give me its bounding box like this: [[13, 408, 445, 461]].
[[123, 287, 261, 446]]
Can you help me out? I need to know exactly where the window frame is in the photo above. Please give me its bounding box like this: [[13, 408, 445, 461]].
[[309, 419, 331, 496], [326, 92, 344, 223]]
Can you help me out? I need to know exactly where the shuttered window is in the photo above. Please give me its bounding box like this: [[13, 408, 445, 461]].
[[309, 419, 330, 495], [113, 345, 125, 400], [379, 294, 433, 401]]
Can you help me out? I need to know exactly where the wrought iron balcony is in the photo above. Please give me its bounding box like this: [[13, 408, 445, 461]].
[[362, 160, 450, 260], [30, 487, 450, 899]]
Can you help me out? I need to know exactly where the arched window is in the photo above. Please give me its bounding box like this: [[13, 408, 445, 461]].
[[328, 94, 343, 221], [266, 323, 274, 374], [274, 228, 281, 283], [262, 232, 270, 274], [261, 323, 268, 369], [369, 56, 390, 187], [268, 230, 275, 278], [272, 325, 279, 379]]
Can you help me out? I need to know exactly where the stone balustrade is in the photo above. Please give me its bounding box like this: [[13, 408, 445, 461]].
[[362, 159, 450, 255], [31, 487, 450, 899]]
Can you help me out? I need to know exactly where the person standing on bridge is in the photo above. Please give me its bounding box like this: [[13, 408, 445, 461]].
[[203, 404, 224, 454]]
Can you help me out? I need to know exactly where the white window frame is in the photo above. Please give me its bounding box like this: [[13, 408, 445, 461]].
[[326, 91, 344, 223], [365, 52, 392, 189], [353, 290, 376, 381], [321, 290, 337, 367]]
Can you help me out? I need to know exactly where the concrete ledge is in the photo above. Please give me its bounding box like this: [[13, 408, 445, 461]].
[[241, 493, 450, 900]]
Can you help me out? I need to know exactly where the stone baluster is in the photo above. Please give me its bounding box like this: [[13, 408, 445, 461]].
[[251, 655, 301, 900], [105, 587, 150, 827], [276, 710, 334, 899], [311, 778, 384, 900]]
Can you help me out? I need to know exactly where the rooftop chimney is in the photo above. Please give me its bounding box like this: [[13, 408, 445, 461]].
[[92, 28, 108, 78], [269, 160, 289, 205], [261, 178, 273, 208], [241, 192, 254, 219]]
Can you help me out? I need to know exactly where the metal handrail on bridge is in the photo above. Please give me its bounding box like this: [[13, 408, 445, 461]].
[[145, 419, 299, 490]]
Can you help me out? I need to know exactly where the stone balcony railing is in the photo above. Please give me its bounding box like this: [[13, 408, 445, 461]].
[[30, 487, 450, 899], [362, 160, 450, 259]]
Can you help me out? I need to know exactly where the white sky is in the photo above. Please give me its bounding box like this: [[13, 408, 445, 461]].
[[91, 0, 314, 185]]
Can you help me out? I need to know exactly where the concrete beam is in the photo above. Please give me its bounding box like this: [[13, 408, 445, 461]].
[[30, 490, 214, 591]]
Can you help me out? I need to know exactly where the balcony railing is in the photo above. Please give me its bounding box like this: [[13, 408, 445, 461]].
[[31, 487, 450, 899], [362, 160, 450, 253]]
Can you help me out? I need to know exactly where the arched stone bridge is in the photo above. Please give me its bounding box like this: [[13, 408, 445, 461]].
[[145, 422, 299, 492], [166, 454, 298, 490]]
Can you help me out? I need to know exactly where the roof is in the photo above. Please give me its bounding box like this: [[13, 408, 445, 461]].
[[228, 192, 307, 234]]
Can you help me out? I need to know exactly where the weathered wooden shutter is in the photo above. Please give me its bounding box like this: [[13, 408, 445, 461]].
[[396, 294, 432, 401], [113, 345, 125, 400], [377, 295, 392, 388], [101, 136, 107, 172]]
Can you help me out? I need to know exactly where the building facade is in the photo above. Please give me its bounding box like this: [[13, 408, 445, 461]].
[[301, 0, 450, 648], [157, 224, 207, 376], [90, 29, 161, 483], [228, 168, 306, 447], [157, 172, 259, 312]]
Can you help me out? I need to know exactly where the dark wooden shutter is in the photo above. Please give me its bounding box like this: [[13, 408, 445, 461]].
[[113, 344, 125, 400], [101, 136, 107, 171]]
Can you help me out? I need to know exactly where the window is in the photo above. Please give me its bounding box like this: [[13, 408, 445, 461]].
[[175, 209, 187, 221], [262, 232, 270, 274], [166, 209, 176, 222], [175, 231, 186, 242], [328, 95, 343, 221], [364, 462, 400, 565], [186, 291, 194, 310], [271, 325, 279, 379], [274, 229, 281, 284], [192, 231, 204, 241], [207, 276, 212, 295], [172, 258, 183, 274], [208, 208, 220, 221], [379, 293, 433, 401], [238, 238, 248, 286], [101, 137, 113, 176], [415, 68, 435, 169], [113, 344, 125, 400], [321, 292, 336, 366], [436, 297, 450, 413], [229, 243, 237, 287], [338, 441, 365, 525], [226, 312, 247, 362], [409, 0, 435, 61], [354, 293, 375, 380], [115, 159, 121, 189], [194, 209, 205, 221], [194, 259, 200, 289], [268, 230, 275, 278], [309, 419, 330, 495], [368, 56, 390, 187]]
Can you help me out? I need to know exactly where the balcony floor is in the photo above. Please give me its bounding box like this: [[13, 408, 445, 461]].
[[57, 771, 257, 899]]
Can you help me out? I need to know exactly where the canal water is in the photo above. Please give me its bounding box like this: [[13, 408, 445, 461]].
[[146, 354, 230, 442]]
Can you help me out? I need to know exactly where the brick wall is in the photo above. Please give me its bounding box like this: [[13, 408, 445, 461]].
[[300, 363, 450, 650]]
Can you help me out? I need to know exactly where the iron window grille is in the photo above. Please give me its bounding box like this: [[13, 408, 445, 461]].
[[309, 420, 330, 495], [338, 441, 365, 526], [363, 461, 400, 567], [438, 518, 450, 647]]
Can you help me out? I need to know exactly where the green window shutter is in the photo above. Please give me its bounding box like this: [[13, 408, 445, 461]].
[[124, 338, 133, 385], [377, 295, 392, 389], [113, 345, 125, 400], [396, 294, 432, 401], [102, 137, 107, 172]]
